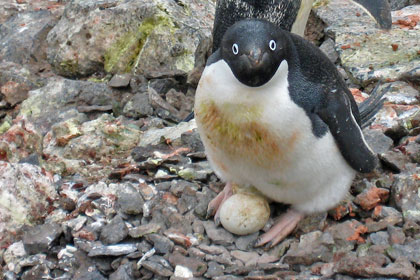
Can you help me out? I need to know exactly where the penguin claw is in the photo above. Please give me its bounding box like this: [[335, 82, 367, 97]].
[[254, 209, 304, 248], [206, 182, 233, 224]]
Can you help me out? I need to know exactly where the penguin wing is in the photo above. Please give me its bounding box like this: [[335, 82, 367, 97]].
[[316, 90, 378, 173]]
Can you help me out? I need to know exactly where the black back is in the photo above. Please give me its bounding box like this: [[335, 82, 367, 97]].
[[212, 0, 301, 52]]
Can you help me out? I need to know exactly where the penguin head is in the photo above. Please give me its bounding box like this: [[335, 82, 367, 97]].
[[220, 19, 287, 87]]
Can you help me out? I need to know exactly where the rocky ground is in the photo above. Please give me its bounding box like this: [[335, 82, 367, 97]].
[[0, 0, 419, 279]]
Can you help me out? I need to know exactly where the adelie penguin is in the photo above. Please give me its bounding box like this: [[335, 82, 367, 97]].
[[194, 19, 386, 247], [212, 0, 392, 51]]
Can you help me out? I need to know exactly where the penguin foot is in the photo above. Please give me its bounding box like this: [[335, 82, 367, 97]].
[[254, 209, 304, 248], [206, 182, 233, 226]]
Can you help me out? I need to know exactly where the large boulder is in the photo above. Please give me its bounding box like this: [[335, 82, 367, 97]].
[[46, 0, 215, 77]]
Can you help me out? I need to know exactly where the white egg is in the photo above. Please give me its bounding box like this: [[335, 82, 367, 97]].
[[219, 192, 270, 235]]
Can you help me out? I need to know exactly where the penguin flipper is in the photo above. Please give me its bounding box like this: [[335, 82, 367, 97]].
[[316, 91, 377, 173]]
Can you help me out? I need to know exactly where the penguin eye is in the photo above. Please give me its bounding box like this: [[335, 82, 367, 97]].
[[269, 40, 276, 51], [232, 43, 239, 55]]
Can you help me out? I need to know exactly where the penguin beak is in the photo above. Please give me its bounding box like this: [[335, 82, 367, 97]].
[[351, 0, 392, 29], [246, 48, 263, 67]]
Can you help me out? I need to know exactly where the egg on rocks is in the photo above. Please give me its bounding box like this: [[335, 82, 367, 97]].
[[219, 192, 270, 235]]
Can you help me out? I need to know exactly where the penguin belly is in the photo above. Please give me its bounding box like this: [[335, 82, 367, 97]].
[[195, 59, 356, 214]]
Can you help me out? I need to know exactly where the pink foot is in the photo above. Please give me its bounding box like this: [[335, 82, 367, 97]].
[[206, 182, 233, 226], [254, 209, 304, 248]]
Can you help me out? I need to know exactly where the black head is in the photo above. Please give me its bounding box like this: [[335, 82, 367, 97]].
[[220, 19, 288, 87]]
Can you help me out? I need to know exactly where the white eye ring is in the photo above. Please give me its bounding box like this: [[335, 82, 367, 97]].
[[232, 43, 239, 55], [269, 40, 276, 51]]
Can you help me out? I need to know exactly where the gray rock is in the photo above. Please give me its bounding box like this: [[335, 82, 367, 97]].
[[319, 38, 338, 63], [46, 0, 214, 77], [100, 215, 128, 245], [366, 206, 403, 233], [314, 2, 420, 85], [380, 81, 420, 105], [20, 264, 51, 280], [387, 239, 420, 265], [235, 232, 260, 251], [109, 262, 136, 280], [129, 223, 161, 238], [0, 162, 58, 248], [363, 129, 394, 154], [387, 225, 406, 245], [0, 10, 57, 69], [118, 191, 144, 215], [370, 231, 390, 246], [389, 0, 420, 10], [122, 92, 153, 119], [23, 222, 62, 254], [283, 231, 333, 265], [326, 220, 366, 249], [390, 173, 420, 223], [87, 244, 137, 257], [204, 261, 225, 278], [405, 140, 420, 164], [108, 74, 132, 88], [142, 260, 173, 277], [194, 187, 216, 218], [203, 221, 235, 246], [145, 234, 174, 254], [379, 150, 409, 173], [168, 252, 207, 277]]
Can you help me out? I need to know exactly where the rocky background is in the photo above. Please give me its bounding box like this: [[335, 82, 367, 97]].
[[0, 0, 419, 279]]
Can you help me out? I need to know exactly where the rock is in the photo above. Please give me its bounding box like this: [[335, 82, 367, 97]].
[[108, 74, 132, 88], [0, 162, 57, 248], [326, 220, 368, 248], [100, 215, 128, 245], [42, 114, 142, 180], [3, 241, 27, 267], [390, 173, 420, 223], [390, 0, 420, 10], [235, 232, 260, 251], [118, 191, 144, 215], [169, 252, 207, 277], [203, 221, 235, 246], [18, 78, 123, 134], [122, 92, 153, 119], [145, 234, 174, 254], [283, 231, 333, 265], [314, 2, 420, 85], [379, 81, 420, 105], [23, 222, 62, 255], [378, 150, 409, 173], [366, 206, 403, 232], [405, 140, 420, 164], [88, 244, 137, 257], [20, 264, 51, 280], [219, 192, 270, 235], [387, 239, 420, 265], [129, 223, 161, 238], [362, 129, 394, 154], [387, 225, 406, 245], [204, 261, 225, 278], [354, 186, 389, 211], [0, 10, 57, 70], [319, 38, 338, 63], [138, 119, 197, 147], [173, 265, 194, 278], [142, 260, 173, 277], [370, 231, 390, 246], [0, 61, 39, 107], [109, 262, 136, 280], [46, 0, 214, 77]]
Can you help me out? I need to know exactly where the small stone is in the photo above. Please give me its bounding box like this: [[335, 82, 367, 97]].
[[145, 234, 174, 254], [21, 264, 50, 280], [108, 74, 131, 88], [363, 129, 394, 154], [203, 221, 235, 246], [235, 232, 260, 251], [387, 239, 420, 265], [118, 191, 144, 215], [109, 262, 136, 280], [387, 225, 406, 245], [88, 244, 137, 257], [174, 265, 193, 278], [204, 261, 225, 278], [142, 260, 173, 277], [23, 223, 63, 255], [326, 220, 368, 247], [390, 174, 420, 223], [370, 231, 390, 246], [319, 38, 339, 63], [3, 241, 27, 265], [231, 250, 260, 266], [354, 186, 389, 211], [169, 252, 207, 277], [379, 150, 408, 173], [100, 215, 128, 245], [366, 206, 403, 232]]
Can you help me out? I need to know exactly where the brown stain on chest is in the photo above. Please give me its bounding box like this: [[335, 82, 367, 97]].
[[196, 100, 300, 168]]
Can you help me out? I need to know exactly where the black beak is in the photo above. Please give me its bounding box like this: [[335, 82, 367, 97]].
[[351, 0, 392, 29], [246, 48, 263, 67]]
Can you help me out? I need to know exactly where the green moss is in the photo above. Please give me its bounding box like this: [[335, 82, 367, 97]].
[[104, 15, 175, 74], [59, 59, 79, 76], [175, 51, 195, 73], [0, 116, 12, 134], [313, 0, 330, 8]]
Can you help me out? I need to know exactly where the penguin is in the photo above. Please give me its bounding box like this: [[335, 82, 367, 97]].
[[194, 19, 384, 247], [212, 0, 392, 52]]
